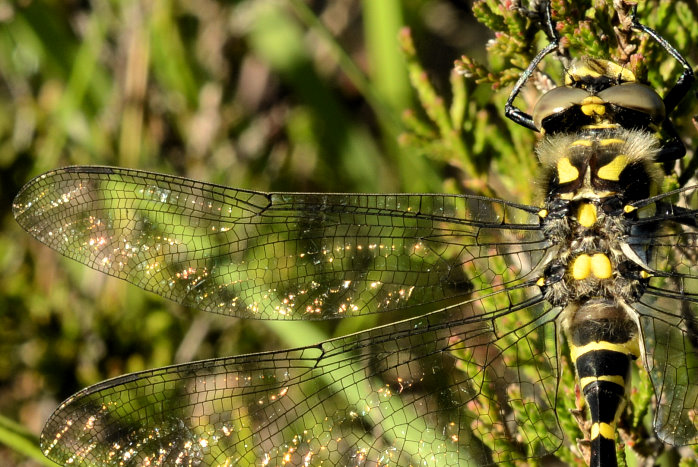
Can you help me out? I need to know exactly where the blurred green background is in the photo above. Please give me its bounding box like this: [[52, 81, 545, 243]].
[[2, 0, 697, 465], [0, 1, 494, 465]]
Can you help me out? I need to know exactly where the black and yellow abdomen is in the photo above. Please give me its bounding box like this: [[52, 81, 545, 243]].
[[566, 300, 641, 467]]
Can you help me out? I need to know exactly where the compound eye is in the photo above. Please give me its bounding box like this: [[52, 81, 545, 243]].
[[532, 86, 590, 131], [597, 82, 665, 121]]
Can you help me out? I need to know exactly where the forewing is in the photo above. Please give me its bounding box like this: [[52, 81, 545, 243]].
[[40, 286, 563, 466], [13, 166, 548, 321], [624, 185, 698, 444]]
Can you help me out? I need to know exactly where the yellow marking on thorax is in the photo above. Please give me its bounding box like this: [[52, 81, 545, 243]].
[[571, 253, 612, 280], [597, 155, 629, 181], [591, 422, 616, 440], [579, 375, 626, 390], [570, 139, 593, 147], [600, 138, 625, 146], [572, 254, 592, 280], [571, 340, 640, 362], [623, 205, 637, 213], [557, 157, 579, 184], [577, 203, 597, 227], [582, 123, 619, 130], [590, 253, 612, 279]]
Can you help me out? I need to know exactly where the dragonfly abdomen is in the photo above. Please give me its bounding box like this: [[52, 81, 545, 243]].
[[567, 300, 641, 467]]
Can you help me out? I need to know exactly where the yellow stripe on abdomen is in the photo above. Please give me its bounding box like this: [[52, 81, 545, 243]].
[[566, 301, 639, 467], [570, 339, 640, 362], [590, 422, 616, 440], [579, 374, 625, 389]]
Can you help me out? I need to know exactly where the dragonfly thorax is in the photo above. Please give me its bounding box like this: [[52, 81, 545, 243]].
[[539, 197, 649, 309], [537, 129, 656, 307], [537, 128, 662, 203]]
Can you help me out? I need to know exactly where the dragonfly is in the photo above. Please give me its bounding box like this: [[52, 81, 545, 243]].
[[12, 2, 698, 466]]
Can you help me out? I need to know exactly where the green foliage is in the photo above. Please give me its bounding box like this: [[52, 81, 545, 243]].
[[425, 0, 698, 465], [2, 0, 698, 465], [0, 1, 472, 464], [454, 0, 698, 195]]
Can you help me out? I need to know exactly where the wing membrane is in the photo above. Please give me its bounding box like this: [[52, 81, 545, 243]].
[[40, 286, 562, 466], [16, 167, 566, 465], [626, 185, 698, 277], [621, 185, 698, 444], [13, 166, 549, 321], [634, 293, 698, 445]]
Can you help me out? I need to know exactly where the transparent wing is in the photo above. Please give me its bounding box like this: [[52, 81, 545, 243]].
[[633, 294, 698, 445], [13, 166, 549, 321], [623, 185, 698, 444], [40, 286, 563, 466], [17, 167, 564, 464]]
